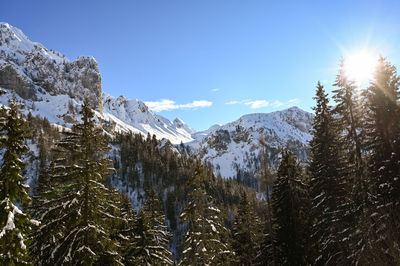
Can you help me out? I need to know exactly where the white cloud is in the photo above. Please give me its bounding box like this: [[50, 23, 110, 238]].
[[244, 100, 269, 109], [287, 98, 300, 104], [271, 100, 284, 108], [225, 99, 251, 105], [144, 99, 212, 112], [211, 88, 220, 92], [225, 98, 300, 109], [180, 100, 213, 109]]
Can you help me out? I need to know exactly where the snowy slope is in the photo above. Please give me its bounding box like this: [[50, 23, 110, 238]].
[[187, 107, 313, 179], [102, 94, 194, 143], [0, 22, 194, 144], [0, 22, 313, 179]]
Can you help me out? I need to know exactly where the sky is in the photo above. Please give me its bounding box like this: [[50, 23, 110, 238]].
[[2, 0, 400, 131]]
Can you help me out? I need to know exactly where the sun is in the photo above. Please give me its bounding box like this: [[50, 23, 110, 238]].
[[344, 50, 378, 84]]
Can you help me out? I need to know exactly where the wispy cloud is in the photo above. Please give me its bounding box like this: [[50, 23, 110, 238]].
[[271, 100, 284, 108], [145, 99, 212, 112], [225, 99, 251, 105], [225, 98, 301, 109], [244, 100, 269, 109], [211, 88, 220, 92], [287, 98, 300, 104]]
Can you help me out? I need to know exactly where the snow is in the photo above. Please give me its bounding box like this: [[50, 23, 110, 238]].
[[187, 106, 313, 178], [102, 93, 194, 144], [1, 22, 313, 183], [0, 198, 24, 239]]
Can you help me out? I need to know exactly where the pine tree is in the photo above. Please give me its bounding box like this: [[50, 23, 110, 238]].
[[0, 100, 38, 265], [30, 99, 121, 265], [308, 82, 353, 265], [332, 61, 368, 264], [132, 188, 174, 265], [332, 60, 366, 203], [180, 162, 233, 265], [256, 138, 278, 266], [364, 56, 400, 264], [271, 150, 309, 266], [231, 191, 259, 265], [110, 192, 137, 265]]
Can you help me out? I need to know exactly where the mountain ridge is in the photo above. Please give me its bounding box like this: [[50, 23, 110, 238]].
[[0, 22, 314, 180]]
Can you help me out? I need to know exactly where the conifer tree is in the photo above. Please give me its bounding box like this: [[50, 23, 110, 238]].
[[0, 100, 38, 265], [364, 57, 400, 264], [132, 188, 174, 265], [180, 162, 233, 265], [271, 150, 309, 266], [231, 191, 259, 265], [332, 61, 368, 264], [30, 99, 121, 265], [308, 82, 352, 265], [111, 193, 138, 265], [332, 61, 365, 203], [256, 138, 278, 266]]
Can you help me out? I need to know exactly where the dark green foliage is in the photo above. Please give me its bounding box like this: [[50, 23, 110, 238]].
[[30, 99, 121, 265], [231, 191, 259, 265], [112, 193, 138, 265], [308, 82, 353, 265], [332, 61, 368, 264], [363, 57, 400, 264], [271, 150, 309, 266], [132, 188, 174, 265], [0, 100, 37, 265], [180, 162, 233, 265]]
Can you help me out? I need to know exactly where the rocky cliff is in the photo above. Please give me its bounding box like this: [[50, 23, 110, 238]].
[[0, 22, 102, 110]]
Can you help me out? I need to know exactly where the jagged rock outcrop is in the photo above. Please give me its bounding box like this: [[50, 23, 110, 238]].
[[0, 22, 102, 110]]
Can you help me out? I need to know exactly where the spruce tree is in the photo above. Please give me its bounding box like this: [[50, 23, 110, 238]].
[[132, 188, 174, 265], [271, 150, 309, 266], [364, 56, 400, 264], [180, 162, 233, 265], [111, 192, 137, 265], [332, 61, 368, 264], [308, 82, 352, 265], [231, 191, 259, 265], [256, 138, 278, 266], [0, 100, 38, 265], [30, 99, 121, 265]]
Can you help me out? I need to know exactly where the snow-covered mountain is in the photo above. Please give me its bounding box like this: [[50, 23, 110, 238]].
[[0, 22, 314, 180], [187, 107, 314, 179], [0, 22, 194, 144]]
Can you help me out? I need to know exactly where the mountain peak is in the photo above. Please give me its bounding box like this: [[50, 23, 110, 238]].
[[173, 117, 195, 134], [0, 22, 37, 53]]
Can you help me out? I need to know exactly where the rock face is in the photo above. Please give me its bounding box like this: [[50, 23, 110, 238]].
[[0, 22, 195, 144], [0, 22, 102, 110], [187, 107, 314, 180], [0, 22, 314, 181]]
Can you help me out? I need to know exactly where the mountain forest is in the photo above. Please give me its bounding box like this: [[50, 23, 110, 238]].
[[1, 55, 400, 265]]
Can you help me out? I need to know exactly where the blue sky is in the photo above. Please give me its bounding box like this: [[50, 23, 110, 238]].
[[3, 0, 400, 130]]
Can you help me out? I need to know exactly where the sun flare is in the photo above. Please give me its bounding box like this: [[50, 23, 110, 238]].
[[344, 50, 378, 84]]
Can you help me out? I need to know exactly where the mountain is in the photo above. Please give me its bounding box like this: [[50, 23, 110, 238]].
[[187, 107, 313, 180], [0, 22, 313, 182], [0, 22, 194, 144]]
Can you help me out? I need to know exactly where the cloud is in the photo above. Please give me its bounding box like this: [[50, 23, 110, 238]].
[[225, 99, 251, 105], [144, 99, 212, 112], [226, 98, 301, 109], [211, 88, 220, 92], [271, 100, 284, 108], [225, 99, 269, 109], [244, 100, 269, 109], [287, 98, 300, 104]]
